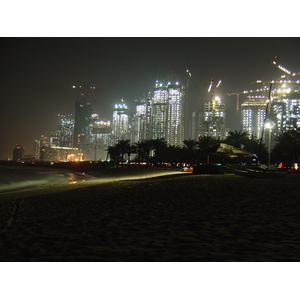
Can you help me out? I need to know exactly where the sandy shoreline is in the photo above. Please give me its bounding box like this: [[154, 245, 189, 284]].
[[0, 168, 299, 262]]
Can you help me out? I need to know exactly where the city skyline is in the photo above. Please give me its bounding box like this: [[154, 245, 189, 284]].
[[1, 37, 300, 159]]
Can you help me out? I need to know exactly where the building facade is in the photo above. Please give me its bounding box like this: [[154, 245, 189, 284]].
[[149, 81, 185, 145], [111, 102, 129, 144], [73, 95, 94, 152], [199, 96, 227, 140], [13, 144, 25, 161], [241, 97, 267, 140]]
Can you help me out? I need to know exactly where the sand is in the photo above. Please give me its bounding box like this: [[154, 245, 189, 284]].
[[0, 167, 299, 262]]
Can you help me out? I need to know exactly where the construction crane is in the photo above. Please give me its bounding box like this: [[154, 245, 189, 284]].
[[227, 87, 269, 114], [251, 79, 300, 85], [269, 56, 300, 77], [251, 79, 300, 97], [72, 85, 96, 97], [208, 78, 222, 100], [245, 95, 268, 99], [184, 68, 192, 140]]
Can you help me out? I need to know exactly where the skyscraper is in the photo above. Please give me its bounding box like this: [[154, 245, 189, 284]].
[[87, 114, 112, 161], [149, 81, 185, 145], [131, 96, 151, 143], [73, 94, 94, 154], [271, 91, 300, 139], [57, 114, 74, 147], [241, 97, 267, 140], [198, 79, 227, 139], [112, 101, 129, 144], [200, 97, 227, 139]]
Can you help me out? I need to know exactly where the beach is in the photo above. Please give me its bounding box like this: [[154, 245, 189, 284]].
[[0, 167, 299, 262]]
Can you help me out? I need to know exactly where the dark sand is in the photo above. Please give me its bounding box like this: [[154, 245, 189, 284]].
[[0, 168, 299, 262]]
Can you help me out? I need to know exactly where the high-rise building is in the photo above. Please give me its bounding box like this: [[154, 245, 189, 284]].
[[87, 114, 112, 161], [73, 95, 94, 155], [112, 101, 129, 143], [271, 91, 300, 139], [199, 96, 227, 139], [57, 114, 74, 147], [150, 81, 185, 145], [241, 97, 267, 140], [190, 111, 203, 140], [131, 96, 151, 143], [151, 82, 169, 141], [166, 83, 185, 145]]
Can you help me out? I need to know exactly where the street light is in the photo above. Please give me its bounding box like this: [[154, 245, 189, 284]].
[[265, 121, 273, 169]]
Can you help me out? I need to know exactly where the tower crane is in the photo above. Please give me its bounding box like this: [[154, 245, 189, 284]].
[[251, 79, 300, 97], [269, 56, 300, 77], [208, 78, 222, 100], [251, 79, 300, 85], [184, 68, 192, 140], [227, 87, 269, 114], [72, 85, 96, 97]]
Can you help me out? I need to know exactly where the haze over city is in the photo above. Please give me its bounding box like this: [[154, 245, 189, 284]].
[[1, 37, 300, 160]]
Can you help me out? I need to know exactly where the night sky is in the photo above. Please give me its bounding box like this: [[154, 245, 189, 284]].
[[1, 37, 300, 159]]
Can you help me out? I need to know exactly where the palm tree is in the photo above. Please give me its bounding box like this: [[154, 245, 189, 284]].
[[165, 145, 182, 167], [134, 139, 153, 167], [134, 141, 145, 166], [197, 136, 218, 151], [126, 144, 137, 167], [106, 145, 121, 167], [273, 129, 300, 167], [183, 139, 198, 166], [151, 138, 167, 166], [244, 135, 267, 155], [225, 130, 249, 149], [116, 139, 131, 167]]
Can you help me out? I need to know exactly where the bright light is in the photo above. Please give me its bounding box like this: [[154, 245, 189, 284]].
[[208, 83, 212, 92], [265, 122, 273, 129]]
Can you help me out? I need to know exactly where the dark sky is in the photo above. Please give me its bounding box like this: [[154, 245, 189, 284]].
[[1, 37, 300, 159]]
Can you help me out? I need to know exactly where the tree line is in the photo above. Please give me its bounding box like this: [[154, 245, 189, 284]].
[[106, 129, 300, 168]]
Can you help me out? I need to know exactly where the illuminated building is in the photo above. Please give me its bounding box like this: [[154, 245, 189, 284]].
[[112, 101, 129, 143], [166, 83, 185, 145], [241, 98, 267, 139], [199, 95, 227, 139], [57, 114, 74, 147], [13, 144, 25, 161], [190, 111, 203, 140], [40, 146, 82, 162], [150, 81, 185, 145], [86, 114, 112, 160], [151, 82, 168, 140], [49, 114, 75, 148], [271, 91, 300, 139], [131, 95, 152, 143]]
